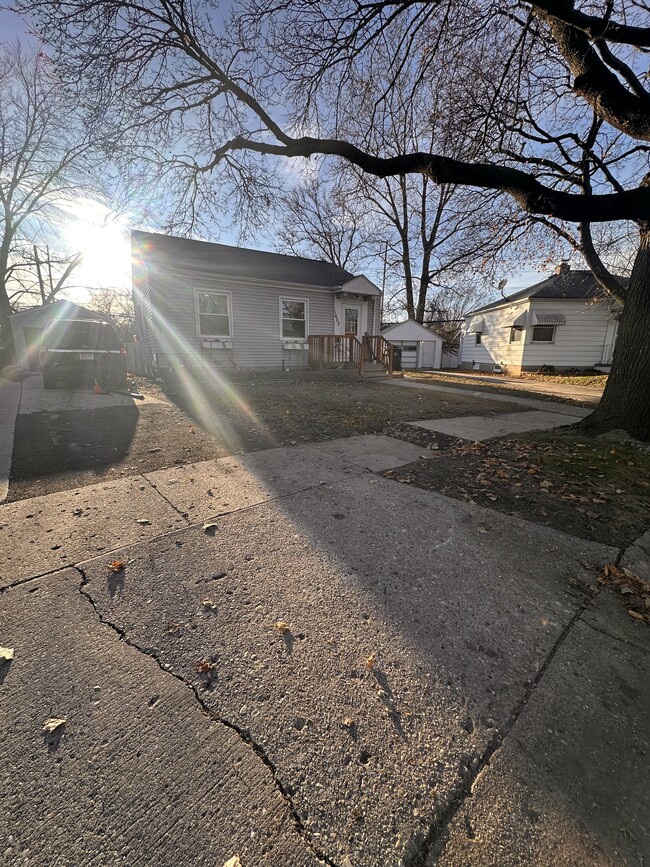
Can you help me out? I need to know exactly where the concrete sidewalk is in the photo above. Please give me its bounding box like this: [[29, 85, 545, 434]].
[[1, 439, 648, 866], [411, 370, 603, 404], [384, 376, 596, 415]]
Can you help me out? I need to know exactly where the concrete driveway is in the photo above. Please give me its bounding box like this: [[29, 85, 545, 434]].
[[3, 373, 227, 502], [1, 432, 648, 866]]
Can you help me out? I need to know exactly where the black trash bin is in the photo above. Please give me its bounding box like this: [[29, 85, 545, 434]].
[[393, 346, 402, 371]]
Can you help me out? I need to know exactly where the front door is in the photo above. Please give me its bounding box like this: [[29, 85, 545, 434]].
[[343, 306, 360, 336]]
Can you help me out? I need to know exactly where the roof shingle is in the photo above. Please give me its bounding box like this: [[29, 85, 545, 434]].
[[132, 230, 357, 288]]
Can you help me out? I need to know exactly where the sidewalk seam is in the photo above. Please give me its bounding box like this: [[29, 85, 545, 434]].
[[74, 564, 337, 867], [414, 599, 592, 866]]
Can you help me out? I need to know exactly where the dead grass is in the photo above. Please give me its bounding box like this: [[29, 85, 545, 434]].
[[519, 372, 607, 389], [382, 428, 650, 548], [403, 371, 599, 404]]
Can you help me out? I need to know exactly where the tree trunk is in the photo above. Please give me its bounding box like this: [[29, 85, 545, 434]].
[[577, 228, 650, 441], [0, 247, 16, 366]]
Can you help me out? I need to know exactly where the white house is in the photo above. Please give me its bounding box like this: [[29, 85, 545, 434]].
[[380, 319, 443, 369], [460, 264, 623, 375], [10, 300, 113, 372]]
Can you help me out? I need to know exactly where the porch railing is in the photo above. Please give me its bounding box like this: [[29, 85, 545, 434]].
[[308, 334, 394, 375], [362, 335, 394, 373], [308, 335, 362, 368]]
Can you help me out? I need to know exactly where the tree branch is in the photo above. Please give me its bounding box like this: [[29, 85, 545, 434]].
[[211, 134, 650, 222]]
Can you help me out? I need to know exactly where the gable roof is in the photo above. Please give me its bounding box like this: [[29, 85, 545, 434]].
[[468, 269, 627, 316], [10, 299, 110, 325], [381, 318, 442, 340], [132, 229, 358, 288]]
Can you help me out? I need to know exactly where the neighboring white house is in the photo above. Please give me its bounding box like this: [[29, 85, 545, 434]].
[[460, 264, 623, 375], [132, 230, 383, 373], [380, 319, 443, 369], [10, 300, 113, 372]]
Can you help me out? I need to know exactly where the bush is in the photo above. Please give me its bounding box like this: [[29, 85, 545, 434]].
[[536, 364, 557, 375]]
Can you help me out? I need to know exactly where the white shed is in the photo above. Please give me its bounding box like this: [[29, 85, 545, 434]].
[[381, 319, 443, 369], [10, 300, 111, 372]]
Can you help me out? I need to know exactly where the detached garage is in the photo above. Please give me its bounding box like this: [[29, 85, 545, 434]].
[[381, 319, 443, 369], [10, 300, 111, 372]]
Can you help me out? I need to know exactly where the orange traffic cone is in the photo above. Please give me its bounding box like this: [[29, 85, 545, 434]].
[[93, 381, 103, 394]]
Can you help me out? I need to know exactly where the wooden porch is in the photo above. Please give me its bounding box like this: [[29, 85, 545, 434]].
[[307, 334, 394, 376]]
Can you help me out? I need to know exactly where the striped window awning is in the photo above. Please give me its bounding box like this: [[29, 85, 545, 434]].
[[532, 311, 566, 326], [511, 311, 527, 328]]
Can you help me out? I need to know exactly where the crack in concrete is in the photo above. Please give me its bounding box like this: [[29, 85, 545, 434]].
[[410, 600, 592, 867], [580, 617, 650, 655], [73, 564, 337, 867], [140, 473, 193, 523]]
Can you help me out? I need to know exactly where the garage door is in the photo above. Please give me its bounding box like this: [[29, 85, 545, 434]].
[[400, 344, 418, 369]]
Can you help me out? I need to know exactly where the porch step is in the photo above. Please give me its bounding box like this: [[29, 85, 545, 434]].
[[360, 364, 391, 380]]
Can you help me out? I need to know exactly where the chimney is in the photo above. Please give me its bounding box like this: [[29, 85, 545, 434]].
[[555, 261, 570, 275]]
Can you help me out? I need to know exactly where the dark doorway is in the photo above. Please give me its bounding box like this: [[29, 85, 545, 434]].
[[23, 326, 44, 370]]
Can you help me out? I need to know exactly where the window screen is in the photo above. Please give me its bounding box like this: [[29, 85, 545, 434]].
[[197, 292, 230, 336], [281, 299, 307, 338], [532, 325, 555, 342]]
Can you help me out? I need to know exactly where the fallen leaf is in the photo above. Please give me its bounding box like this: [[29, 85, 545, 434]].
[[108, 560, 125, 573], [275, 620, 291, 633], [42, 717, 66, 733], [196, 659, 217, 674], [343, 717, 355, 728], [365, 654, 376, 669], [0, 647, 14, 662], [201, 598, 218, 610], [342, 856, 354, 867], [222, 856, 242, 867], [627, 610, 645, 621]]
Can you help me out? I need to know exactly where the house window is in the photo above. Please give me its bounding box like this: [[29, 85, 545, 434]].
[[196, 291, 231, 337], [281, 298, 307, 339], [510, 327, 523, 343], [475, 332, 482, 345], [532, 325, 555, 342]]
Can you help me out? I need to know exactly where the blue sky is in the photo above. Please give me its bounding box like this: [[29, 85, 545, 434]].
[[2, 5, 549, 307]]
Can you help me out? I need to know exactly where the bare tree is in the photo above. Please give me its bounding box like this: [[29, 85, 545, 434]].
[[275, 171, 370, 271], [0, 41, 102, 360], [21, 0, 650, 438]]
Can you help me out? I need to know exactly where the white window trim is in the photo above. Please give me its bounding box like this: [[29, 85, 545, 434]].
[[531, 325, 556, 343], [279, 296, 309, 341], [194, 289, 233, 339]]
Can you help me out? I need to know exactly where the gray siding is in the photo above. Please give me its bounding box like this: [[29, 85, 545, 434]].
[[132, 246, 155, 370], [367, 297, 382, 335], [149, 267, 335, 369]]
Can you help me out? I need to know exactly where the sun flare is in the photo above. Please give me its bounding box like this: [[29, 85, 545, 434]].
[[63, 199, 131, 290]]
